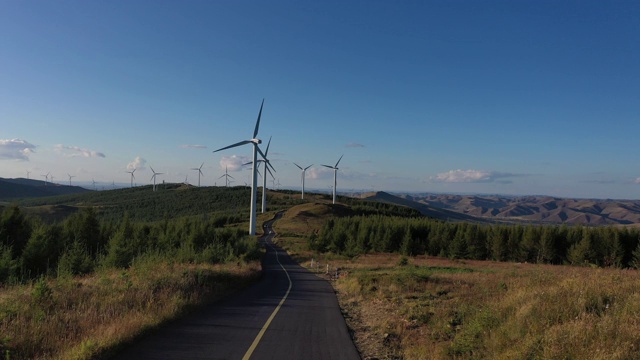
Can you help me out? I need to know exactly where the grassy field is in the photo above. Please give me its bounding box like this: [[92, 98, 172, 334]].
[[0, 257, 261, 359], [273, 203, 640, 360]]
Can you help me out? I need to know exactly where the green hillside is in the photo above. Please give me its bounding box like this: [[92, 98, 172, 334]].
[[12, 184, 257, 222]]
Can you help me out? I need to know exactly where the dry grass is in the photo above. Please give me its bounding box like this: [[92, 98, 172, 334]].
[[327, 255, 640, 360], [0, 258, 260, 359]]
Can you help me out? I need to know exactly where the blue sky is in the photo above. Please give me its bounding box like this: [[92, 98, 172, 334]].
[[1, 1, 639, 199]]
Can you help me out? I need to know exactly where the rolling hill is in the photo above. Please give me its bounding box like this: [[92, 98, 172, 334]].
[[0, 177, 91, 200], [396, 193, 640, 225]]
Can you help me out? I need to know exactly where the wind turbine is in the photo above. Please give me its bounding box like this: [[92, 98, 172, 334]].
[[322, 155, 343, 204], [50, 174, 55, 185], [294, 163, 313, 199], [191, 162, 204, 187], [41, 172, 49, 186], [218, 166, 235, 187], [67, 174, 75, 186], [126, 169, 136, 188], [150, 166, 163, 191], [259, 137, 276, 213], [245, 137, 276, 213], [92, 179, 97, 191], [213, 99, 266, 235], [26, 171, 30, 179]]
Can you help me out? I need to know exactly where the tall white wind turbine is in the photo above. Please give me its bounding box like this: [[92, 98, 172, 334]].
[[150, 166, 163, 191], [294, 163, 313, 199], [191, 163, 204, 187], [213, 99, 267, 235], [67, 174, 75, 186], [322, 155, 343, 204], [126, 169, 136, 188], [26, 171, 31, 179]]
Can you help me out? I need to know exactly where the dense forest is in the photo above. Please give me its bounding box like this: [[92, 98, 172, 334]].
[[311, 215, 640, 268], [0, 205, 261, 284]]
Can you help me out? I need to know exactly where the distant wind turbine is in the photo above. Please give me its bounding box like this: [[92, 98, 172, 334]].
[[92, 179, 97, 191], [218, 166, 235, 187], [50, 174, 55, 185], [294, 163, 313, 199], [245, 137, 276, 213], [150, 166, 163, 191], [322, 155, 343, 204], [259, 137, 276, 213], [26, 171, 30, 179], [68, 174, 75, 186], [213, 99, 267, 235], [41, 172, 49, 186], [191, 162, 204, 187], [126, 169, 136, 188]]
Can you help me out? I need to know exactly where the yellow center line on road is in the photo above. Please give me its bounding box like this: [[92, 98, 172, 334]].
[[242, 223, 292, 360]]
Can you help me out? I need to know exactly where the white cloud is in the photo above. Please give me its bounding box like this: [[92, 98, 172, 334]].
[[180, 144, 207, 149], [0, 139, 36, 161], [220, 155, 250, 172], [307, 166, 334, 180], [55, 144, 105, 158], [127, 156, 147, 171], [431, 169, 521, 183]]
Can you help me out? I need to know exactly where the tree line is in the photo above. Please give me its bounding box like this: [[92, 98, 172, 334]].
[[0, 205, 261, 284], [310, 215, 640, 268]]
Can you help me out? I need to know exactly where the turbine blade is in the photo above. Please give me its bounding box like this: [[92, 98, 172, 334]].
[[256, 146, 267, 161], [199, 162, 204, 170], [253, 99, 264, 139], [213, 140, 252, 153], [218, 174, 226, 179], [267, 161, 276, 173], [304, 164, 313, 170], [228, 174, 235, 180], [293, 162, 303, 170], [335, 154, 344, 167], [266, 166, 275, 180], [150, 166, 155, 174], [264, 136, 272, 156], [321, 164, 334, 169]]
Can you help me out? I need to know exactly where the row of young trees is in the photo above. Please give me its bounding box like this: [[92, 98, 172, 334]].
[[310, 215, 640, 268], [0, 205, 261, 284]]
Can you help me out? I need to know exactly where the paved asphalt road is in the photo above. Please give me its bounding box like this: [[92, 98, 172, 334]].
[[114, 212, 360, 360]]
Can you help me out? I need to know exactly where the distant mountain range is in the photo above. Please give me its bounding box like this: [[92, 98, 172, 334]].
[[0, 177, 91, 200], [360, 191, 640, 226]]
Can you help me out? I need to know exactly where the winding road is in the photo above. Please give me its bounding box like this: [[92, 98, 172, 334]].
[[114, 212, 360, 360]]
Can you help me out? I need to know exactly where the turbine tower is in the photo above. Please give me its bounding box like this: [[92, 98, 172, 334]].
[[67, 174, 75, 186], [294, 163, 313, 199], [126, 169, 136, 188], [92, 179, 97, 191], [26, 171, 31, 179], [150, 166, 163, 191], [213, 99, 266, 235], [322, 155, 343, 205], [191, 162, 204, 187]]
